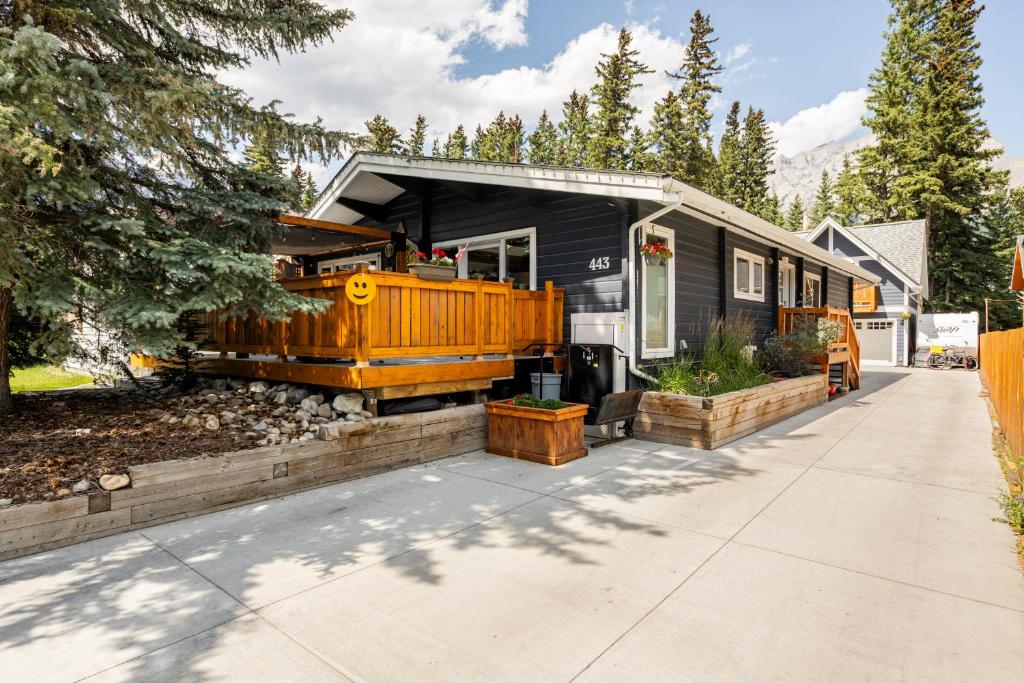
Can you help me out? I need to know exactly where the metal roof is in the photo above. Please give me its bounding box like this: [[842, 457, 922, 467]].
[[310, 153, 878, 283]]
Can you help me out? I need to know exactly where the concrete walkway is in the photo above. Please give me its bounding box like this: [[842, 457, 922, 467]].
[[2, 369, 1021, 682]]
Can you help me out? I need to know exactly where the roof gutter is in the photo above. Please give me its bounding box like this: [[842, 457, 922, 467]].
[[627, 197, 684, 384]]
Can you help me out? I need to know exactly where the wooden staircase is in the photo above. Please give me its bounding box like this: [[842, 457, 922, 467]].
[[778, 306, 861, 391]]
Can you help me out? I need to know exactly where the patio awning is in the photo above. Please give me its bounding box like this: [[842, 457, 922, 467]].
[[272, 214, 400, 258]]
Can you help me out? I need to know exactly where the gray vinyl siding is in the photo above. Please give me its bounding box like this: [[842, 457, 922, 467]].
[[831, 230, 867, 259], [726, 233, 775, 345], [858, 259, 905, 309], [828, 269, 851, 309]]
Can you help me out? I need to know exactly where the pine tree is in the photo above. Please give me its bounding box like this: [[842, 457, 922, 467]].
[[470, 124, 485, 159], [808, 170, 836, 225], [557, 90, 591, 166], [585, 28, 652, 170], [243, 129, 286, 177], [502, 114, 526, 163], [667, 10, 723, 188], [785, 195, 806, 231], [649, 90, 686, 178], [527, 110, 560, 165], [403, 114, 428, 156], [625, 126, 656, 172], [431, 138, 441, 156], [290, 164, 317, 212], [763, 193, 785, 227], [737, 107, 776, 218], [833, 154, 866, 225], [472, 112, 524, 163], [714, 101, 744, 204], [364, 114, 402, 154], [442, 125, 469, 159], [0, 1, 354, 414]]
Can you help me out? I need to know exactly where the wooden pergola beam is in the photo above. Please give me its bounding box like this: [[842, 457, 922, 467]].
[[278, 214, 392, 240]]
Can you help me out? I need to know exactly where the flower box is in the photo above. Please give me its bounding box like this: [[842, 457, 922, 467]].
[[408, 263, 456, 282], [635, 374, 829, 449], [483, 399, 589, 466]]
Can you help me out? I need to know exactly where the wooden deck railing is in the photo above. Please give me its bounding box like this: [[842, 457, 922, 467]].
[[980, 328, 1024, 463], [779, 306, 861, 389], [209, 269, 564, 363]]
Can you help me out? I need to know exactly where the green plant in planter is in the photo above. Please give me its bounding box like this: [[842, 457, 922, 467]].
[[511, 393, 569, 410], [651, 314, 768, 396], [757, 316, 843, 378]]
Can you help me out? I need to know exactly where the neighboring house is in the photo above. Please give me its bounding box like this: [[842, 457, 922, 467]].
[[305, 153, 877, 387], [801, 217, 928, 366]]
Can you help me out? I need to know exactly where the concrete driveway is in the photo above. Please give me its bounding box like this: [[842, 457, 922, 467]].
[[2, 368, 1022, 682]]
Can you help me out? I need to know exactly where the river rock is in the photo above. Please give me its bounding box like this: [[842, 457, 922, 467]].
[[252, 421, 268, 432], [316, 403, 334, 418], [72, 479, 91, 493], [226, 378, 245, 389], [299, 397, 319, 414], [332, 393, 363, 413], [99, 474, 130, 491], [272, 391, 289, 405], [248, 381, 270, 394], [272, 406, 291, 417], [287, 388, 309, 405], [307, 394, 325, 406], [0, 498, 12, 507], [182, 415, 202, 428], [358, 410, 373, 419], [211, 379, 228, 391], [344, 412, 365, 422], [219, 411, 238, 425], [205, 416, 220, 431]]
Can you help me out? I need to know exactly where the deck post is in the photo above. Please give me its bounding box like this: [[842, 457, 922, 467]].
[[505, 281, 515, 358], [473, 275, 485, 360], [354, 264, 372, 367], [544, 280, 555, 357]]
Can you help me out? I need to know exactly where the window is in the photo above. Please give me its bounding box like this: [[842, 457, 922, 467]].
[[640, 225, 675, 358], [318, 253, 381, 273], [734, 249, 765, 302], [803, 273, 821, 307], [434, 228, 536, 290]]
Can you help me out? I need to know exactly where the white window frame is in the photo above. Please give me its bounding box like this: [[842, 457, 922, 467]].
[[318, 253, 381, 273], [733, 248, 766, 302], [640, 223, 676, 359], [433, 227, 537, 290], [778, 260, 796, 307], [803, 272, 822, 307]]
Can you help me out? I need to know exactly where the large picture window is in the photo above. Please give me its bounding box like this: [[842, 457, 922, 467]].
[[433, 228, 536, 290], [640, 225, 675, 358], [734, 249, 765, 302]]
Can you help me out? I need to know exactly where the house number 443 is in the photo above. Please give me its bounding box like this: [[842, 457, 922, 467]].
[[588, 257, 611, 271]]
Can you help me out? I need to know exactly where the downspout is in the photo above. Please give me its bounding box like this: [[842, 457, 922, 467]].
[[627, 197, 685, 384]]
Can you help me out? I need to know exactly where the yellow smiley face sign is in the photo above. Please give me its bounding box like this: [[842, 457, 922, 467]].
[[345, 272, 377, 305]]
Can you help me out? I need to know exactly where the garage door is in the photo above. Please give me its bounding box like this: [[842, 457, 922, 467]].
[[855, 320, 896, 365]]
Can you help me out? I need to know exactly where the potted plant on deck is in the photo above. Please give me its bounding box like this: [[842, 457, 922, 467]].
[[484, 394, 589, 466], [407, 248, 458, 281]]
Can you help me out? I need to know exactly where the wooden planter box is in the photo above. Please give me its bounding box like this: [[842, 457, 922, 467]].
[[635, 374, 829, 449], [408, 263, 456, 281], [483, 400, 589, 466]]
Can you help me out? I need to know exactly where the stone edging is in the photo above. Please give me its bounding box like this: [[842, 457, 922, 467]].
[[636, 374, 829, 449], [0, 405, 486, 561]]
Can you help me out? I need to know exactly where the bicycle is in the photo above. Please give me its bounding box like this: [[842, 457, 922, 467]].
[[926, 345, 978, 370]]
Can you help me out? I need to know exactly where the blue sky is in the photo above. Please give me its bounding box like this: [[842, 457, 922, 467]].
[[226, 0, 1023, 185]]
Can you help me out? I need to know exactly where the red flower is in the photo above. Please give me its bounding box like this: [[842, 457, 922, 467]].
[[431, 248, 447, 258]]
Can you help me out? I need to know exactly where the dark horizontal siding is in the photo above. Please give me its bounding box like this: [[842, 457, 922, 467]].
[[828, 270, 850, 310], [726, 232, 775, 345]]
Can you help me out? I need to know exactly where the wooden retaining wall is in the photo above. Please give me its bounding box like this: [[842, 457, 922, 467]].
[[0, 405, 486, 561], [636, 374, 829, 449]]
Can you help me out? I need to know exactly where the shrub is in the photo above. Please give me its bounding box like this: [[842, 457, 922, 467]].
[[998, 490, 1024, 536], [652, 313, 768, 396], [757, 315, 843, 378], [511, 393, 568, 410]]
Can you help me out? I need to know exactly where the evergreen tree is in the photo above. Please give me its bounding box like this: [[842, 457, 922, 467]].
[[364, 114, 402, 154], [502, 114, 526, 163], [714, 101, 744, 204], [243, 129, 286, 177], [470, 124, 485, 159], [667, 10, 723, 188], [737, 107, 776, 218], [431, 137, 441, 156], [585, 28, 652, 170], [527, 110, 560, 165], [785, 195, 806, 231], [403, 114, 428, 156], [442, 125, 469, 159], [808, 170, 836, 225], [0, 1, 354, 414], [472, 112, 524, 163], [649, 90, 686, 178], [625, 126, 656, 172], [763, 193, 785, 227], [290, 164, 318, 212], [833, 154, 866, 225], [557, 90, 591, 166], [985, 186, 1024, 330]]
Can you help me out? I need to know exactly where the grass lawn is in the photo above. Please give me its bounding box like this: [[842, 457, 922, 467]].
[[11, 365, 94, 393]]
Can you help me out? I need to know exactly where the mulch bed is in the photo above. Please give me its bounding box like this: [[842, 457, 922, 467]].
[[0, 388, 259, 506]]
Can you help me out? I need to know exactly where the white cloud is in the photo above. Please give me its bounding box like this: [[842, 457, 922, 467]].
[[724, 42, 751, 65], [769, 89, 868, 157], [220, 1, 686, 181]]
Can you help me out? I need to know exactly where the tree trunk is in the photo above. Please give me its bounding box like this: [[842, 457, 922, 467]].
[[0, 286, 12, 416]]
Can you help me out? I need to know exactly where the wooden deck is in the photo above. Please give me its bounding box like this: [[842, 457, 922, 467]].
[[778, 306, 861, 390], [189, 269, 565, 401]]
